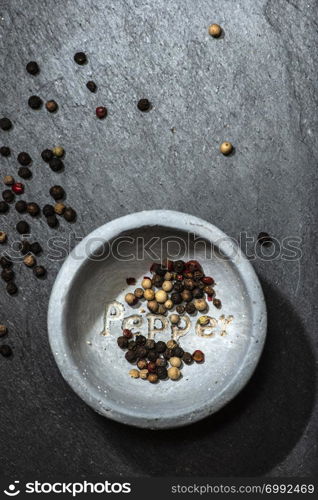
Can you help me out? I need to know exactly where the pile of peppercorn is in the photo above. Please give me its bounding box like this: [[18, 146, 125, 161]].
[[117, 330, 204, 383], [125, 259, 221, 318]]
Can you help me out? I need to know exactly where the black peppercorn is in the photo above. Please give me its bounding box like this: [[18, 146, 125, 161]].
[[171, 292, 182, 305], [18, 167, 32, 180], [74, 52, 87, 65], [125, 350, 137, 363], [185, 302, 196, 314], [117, 336, 129, 349], [17, 152, 32, 166], [50, 185, 65, 200], [137, 99, 151, 112], [135, 346, 147, 359], [6, 282, 17, 295], [41, 149, 53, 163], [156, 266, 166, 276], [172, 346, 184, 358], [145, 338, 155, 350], [1, 268, 14, 282], [47, 215, 58, 228], [192, 287, 204, 299], [127, 340, 137, 351], [28, 95, 43, 109], [174, 260, 185, 273], [42, 204, 55, 217], [152, 274, 164, 287], [2, 190, 14, 203], [15, 200, 27, 213], [182, 352, 193, 365], [135, 334, 147, 346], [49, 158, 64, 172], [18, 240, 31, 255], [0, 201, 9, 213], [0, 146, 10, 156], [163, 348, 173, 359], [173, 282, 184, 292], [46, 100, 58, 112], [33, 265, 46, 278], [16, 220, 30, 234], [176, 305, 185, 314], [0, 256, 12, 268], [30, 242, 42, 255], [258, 232, 272, 246], [213, 298, 222, 309], [156, 357, 167, 367], [86, 81, 97, 92], [26, 61, 39, 75], [155, 341, 167, 353], [203, 285, 214, 297], [156, 366, 168, 380], [184, 278, 195, 290], [0, 345, 12, 357], [147, 350, 158, 362], [27, 202, 40, 217], [193, 270, 204, 280], [0, 118, 12, 131], [64, 207, 77, 222]]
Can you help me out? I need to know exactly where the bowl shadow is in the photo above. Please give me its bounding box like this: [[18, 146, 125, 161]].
[[92, 280, 316, 476]]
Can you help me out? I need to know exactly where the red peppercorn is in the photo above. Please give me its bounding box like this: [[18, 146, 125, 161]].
[[150, 262, 160, 273], [192, 350, 205, 363], [12, 182, 24, 195], [147, 361, 157, 373], [207, 295, 213, 301], [126, 277, 136, 285], [96, 106, 107, 119], [185, 260, 202, 272], [176, 274, 183, 281], [202, 276, 214, 285], [123, 329, 133, 339]]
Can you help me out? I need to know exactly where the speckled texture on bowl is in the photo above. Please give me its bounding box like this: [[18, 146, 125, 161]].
[[48, 210, 266, 429]]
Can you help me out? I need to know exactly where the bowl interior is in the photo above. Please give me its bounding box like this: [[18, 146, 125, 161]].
[[63, 225, 254, 422]]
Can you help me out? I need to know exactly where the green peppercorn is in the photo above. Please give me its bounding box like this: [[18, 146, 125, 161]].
[[135, 334, 147, 346], [0, 146, 11, 157], [171, 292, 182, 304], [18, 167, 32, 179], [117, 336, 129, 349], [6, 282, 17, 295], [17, 152, 32, 166], [125, 350, 136, 363], [0, 118, 12, 131], [26, 61, 39, 75], [185, 302, 196, 314], [182, 352, 193, 365], [41, 149, 53, 163], [27, 202, 40, 217], [28, 95, 43, 109], [2, 190, 14, 203], [155, 341, 166, 353], [0, 201, 9, 213], [16, 220, 30, 234], [147, 350, 158, 362], [49, 158, 64, 172], [64, 207, 77, 222], [33, 265, 46, 278], [156, 366, 168, 380]]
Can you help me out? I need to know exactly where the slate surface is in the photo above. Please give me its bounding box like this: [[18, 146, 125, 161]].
[[0, 0, 317, 477]]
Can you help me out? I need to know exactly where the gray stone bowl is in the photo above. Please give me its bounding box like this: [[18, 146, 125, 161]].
[[48, 210, 266, 429]]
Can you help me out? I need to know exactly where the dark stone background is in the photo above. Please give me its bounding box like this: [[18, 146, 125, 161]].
[[0, 0, 317, 477]]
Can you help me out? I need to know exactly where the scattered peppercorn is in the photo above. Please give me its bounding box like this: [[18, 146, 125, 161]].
[[144, 289, 155, 301], [0, 256, 12, 268], [192, 350, 205, 363], [49, 185, 65, 200], [194, 298, 208, 311], [0, 118, 12, 131], [0, 146, 11, 157], [28, 95, 43, 109], [0, 201, 9, 213], [96, 106, 107, 119], [170, 356, 182, 368], [12, 182, 24, 195], [19, 240, 31, 255], [0, 324, 7, 337], [47, 215, 58, 228], [152, 274, 164, 287], [148, 373, 158, 383], [163, 348, 173, 360], [16, 220, 30, 234], [41, 149, 53, 162], [213, 298, 222, 309], [182, 352, 193, 365], [49, 158, 64, 172], [220, 141, 233, 155], [164, 299, 173, 310], [74, 52, 87, 65], [26, 61, 39, 75], [0, 231, 7, 243], [208, 23, 222, 37], [15, 200, 27, 213], [167, 366, 180, 380], [137, 99, 151, 112], [0, 345, 12, 357], [198, 315, 209, 326], [258, 232, 272, 246], [86, 81, 97, 92], [46, 100, 58, 112], [23, 254, 36, 267], [123, 328, 133, 339], [27, 202, 40, 216], [42, 204, 55, 217], [6, 282, 17, 295], [63, 207, 77, 222], [18, 167, 32, 180], [156, 366, 168, 380], [156, 358, 167, 367], [52, 146, 64, 158], [127, 340, 137, 351], [181, 289, 193, 302], [33, 265, 46, 278], [117, 336, 129, 349], [17, 152, 31, 166], [1, 268, 14, 282], [147, 300, 158, 313], [2, 190, 14, 203], [147, 361, 157, 373], [169, 314, 180, 325]]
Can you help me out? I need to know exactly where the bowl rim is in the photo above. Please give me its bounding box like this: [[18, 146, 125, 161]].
[[48, 209, 267, 429]]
